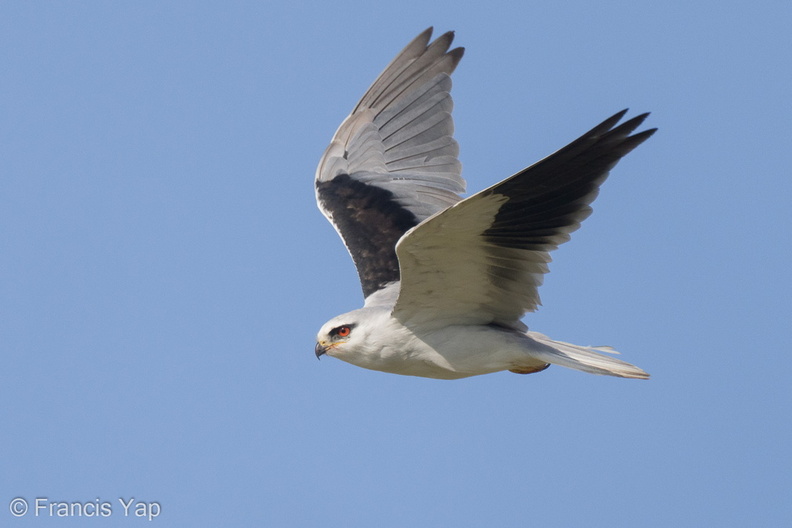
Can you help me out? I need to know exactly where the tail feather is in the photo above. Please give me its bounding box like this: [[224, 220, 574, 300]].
[[527, 332, 649, 379]]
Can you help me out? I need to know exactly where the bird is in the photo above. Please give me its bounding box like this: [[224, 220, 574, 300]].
[[313, 28, 655, 380]]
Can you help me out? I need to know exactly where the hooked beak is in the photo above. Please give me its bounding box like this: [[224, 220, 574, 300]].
[[315, 342, 328, 359]]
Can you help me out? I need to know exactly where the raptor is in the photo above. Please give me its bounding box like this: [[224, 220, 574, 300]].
[[314, 28, 654, 380]]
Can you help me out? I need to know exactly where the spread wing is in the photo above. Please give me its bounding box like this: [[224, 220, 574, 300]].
[[393, 110, 656, 329], [315, 28, 466, 299]]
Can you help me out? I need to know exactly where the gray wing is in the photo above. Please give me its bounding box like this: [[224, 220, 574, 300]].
[[393, 110, 656, 329], [315, 28, 465, 299]]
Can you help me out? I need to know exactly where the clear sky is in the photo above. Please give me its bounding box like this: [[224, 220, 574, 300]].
[[2, 1, 790, 526]]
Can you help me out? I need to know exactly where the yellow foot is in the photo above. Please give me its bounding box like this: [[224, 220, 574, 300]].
[[509, 364, 550, 375]]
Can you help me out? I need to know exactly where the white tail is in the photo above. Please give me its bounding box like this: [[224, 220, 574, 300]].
[[527, 331, 649, 379]]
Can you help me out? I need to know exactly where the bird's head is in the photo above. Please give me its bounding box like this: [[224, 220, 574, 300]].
[[315, 311, 365, 360], [315, 306, 396, 370]]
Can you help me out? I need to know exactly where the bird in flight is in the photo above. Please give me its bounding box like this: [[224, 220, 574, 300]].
[[314, 28, 654, 380]]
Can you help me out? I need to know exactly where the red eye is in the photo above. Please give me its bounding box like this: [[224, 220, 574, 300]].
[[335, 325, 351, 337]]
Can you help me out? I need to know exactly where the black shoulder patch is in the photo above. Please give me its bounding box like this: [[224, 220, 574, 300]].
[[317, 174, 419, 298]]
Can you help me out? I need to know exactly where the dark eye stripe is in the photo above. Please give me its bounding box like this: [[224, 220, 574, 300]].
[[330, 323, 356, 337]]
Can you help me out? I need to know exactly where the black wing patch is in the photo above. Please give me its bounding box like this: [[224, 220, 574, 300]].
[[316, 174, 419, 298], [483, 110, 657, 253]]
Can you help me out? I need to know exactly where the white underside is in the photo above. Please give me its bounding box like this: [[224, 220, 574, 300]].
[[323, 307, 648, 380]]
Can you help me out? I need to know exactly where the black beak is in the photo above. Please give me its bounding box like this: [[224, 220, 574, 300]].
[[315, 342, 327, 359]]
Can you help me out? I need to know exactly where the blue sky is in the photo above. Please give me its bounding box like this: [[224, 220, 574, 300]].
[[2, 1, 790, 526]]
